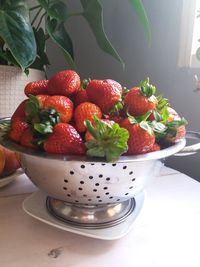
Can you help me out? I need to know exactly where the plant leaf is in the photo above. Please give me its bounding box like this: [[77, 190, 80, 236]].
[[46, 17, 76, 69], [36, 0, 48, 10], [48, 1, 68, 22], [0, 1, 36, 70], [128, 0, 151, 42], [80, 0, 124, 68]]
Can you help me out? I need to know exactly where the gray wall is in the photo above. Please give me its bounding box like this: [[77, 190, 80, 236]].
[[46, 0, 200, 181]]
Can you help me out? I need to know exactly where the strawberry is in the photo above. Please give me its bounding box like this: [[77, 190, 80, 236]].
[[74, 102, 102, 132], [120, 118, 155, 155], [20, 128, 37, 149], [24, 80, 49, 97], [11, 100, 27, 122], [43, 95, 73, 123], [124, 79, 157, 116], [73, 89, 89, 107], [149, 143, 160, 152], [84, 116, 129, 162], [86, 79, 122, 114], [44, 123, 86, 155], [36, 95, 49, 108], [163, 107, 187, 144], [48, 70, 80, 96], [164, 126, 186, 144], [9, 118, 29, 143]]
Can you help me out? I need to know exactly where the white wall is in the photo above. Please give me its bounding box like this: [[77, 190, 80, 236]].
[[46, 0, 200, 180]]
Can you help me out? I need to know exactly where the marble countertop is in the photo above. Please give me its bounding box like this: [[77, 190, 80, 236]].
[[0, 166, 200, 267]]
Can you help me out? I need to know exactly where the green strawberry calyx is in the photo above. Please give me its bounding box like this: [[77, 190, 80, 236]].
[[81, 78, 90, 89], [84, 116, 129, 162], [139, 78, 156, 99], [25, 95, 60, 135], [165, 118, 187, 137], [127, 112, 167, 136], [25, 95, 61, 147], [109, 100, 123, 116], [152, 95, 170, 122]]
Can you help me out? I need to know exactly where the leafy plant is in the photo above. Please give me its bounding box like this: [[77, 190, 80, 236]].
[[0, 0, 150, 73]]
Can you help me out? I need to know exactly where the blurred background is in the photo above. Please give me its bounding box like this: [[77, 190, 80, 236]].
[[45, 0, 200, 180]]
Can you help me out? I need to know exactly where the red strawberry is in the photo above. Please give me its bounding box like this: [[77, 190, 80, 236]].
[[9, 118, 29, 143], [73, 89, 89, 107], [74, 102, 102, 132], [149, 143, 160, 152], [120, 119, 155, 155], [48, 70, 80, 96], [164, 108, 186, 144], [165, 126, 186, 144], [86, 79, 122, 114], [124, 87, 156, 116], [43, 95, 73, 123], [167, 107, 181, 122], [44, 123, 86, 155], [11, 100, 28, 122], [24, 80, 49, 97], [105, 79, 123, 94], [35, 95, 49, 108], [20, 128, 36, 149]]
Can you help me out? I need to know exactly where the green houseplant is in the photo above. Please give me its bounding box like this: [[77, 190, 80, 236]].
[[0, 0, 150, 72], [0, 0, 150, 117]]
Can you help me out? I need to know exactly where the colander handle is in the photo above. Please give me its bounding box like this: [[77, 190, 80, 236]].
[[174, 131, 200, 156]]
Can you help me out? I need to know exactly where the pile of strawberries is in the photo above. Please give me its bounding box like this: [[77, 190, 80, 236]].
[[7, 69, 187, 162]]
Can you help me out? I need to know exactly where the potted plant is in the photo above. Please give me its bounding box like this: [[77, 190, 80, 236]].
[[0, 0, 150, 117]]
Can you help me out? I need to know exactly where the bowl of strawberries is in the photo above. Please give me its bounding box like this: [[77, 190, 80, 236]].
[[0, 70, 197, 227]]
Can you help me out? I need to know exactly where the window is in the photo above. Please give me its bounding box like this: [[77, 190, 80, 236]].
[[178, 0, 200, 68]]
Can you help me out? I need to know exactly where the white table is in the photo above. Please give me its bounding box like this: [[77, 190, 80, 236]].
[[0, 166, 200, 267]]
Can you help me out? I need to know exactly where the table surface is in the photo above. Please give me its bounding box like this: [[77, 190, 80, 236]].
[[0, 166, 200, 267]]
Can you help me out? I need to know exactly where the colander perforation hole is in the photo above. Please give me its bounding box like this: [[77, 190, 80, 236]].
[[101, 163, 106, 166], [88, 199, 92, 201], [78, 187, 83, 191], [67, 194, 71, 197], [125, 193, 129, 196], [105, 192, 109, 195], [98, 174, 103, 178], [112, 164, 116, 166], [106, 177, 110, 181], [70, 171, 74, 175], [132, 178, 136, 182], [63, 187, 67, 190], [81, 165, 85, 168], [64, 179, 68, 183], [116, 199, 120, 201], [83, 194, 87, 197], [89, 176, 93, 179], [95, 183, 99, 186], [96, 196, 100, 199], [80, 181, 84, 184], [91, 163, 95, 165], [75, 200, 79, 203], [129, 171, 133, 175], [123, 166, 127, 169], [109, 196, 113, 199], [98, 200, 102, 202], [93, 189, 97, 192], [129, 186, 133, 189], [103, 187, 108, 190]]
